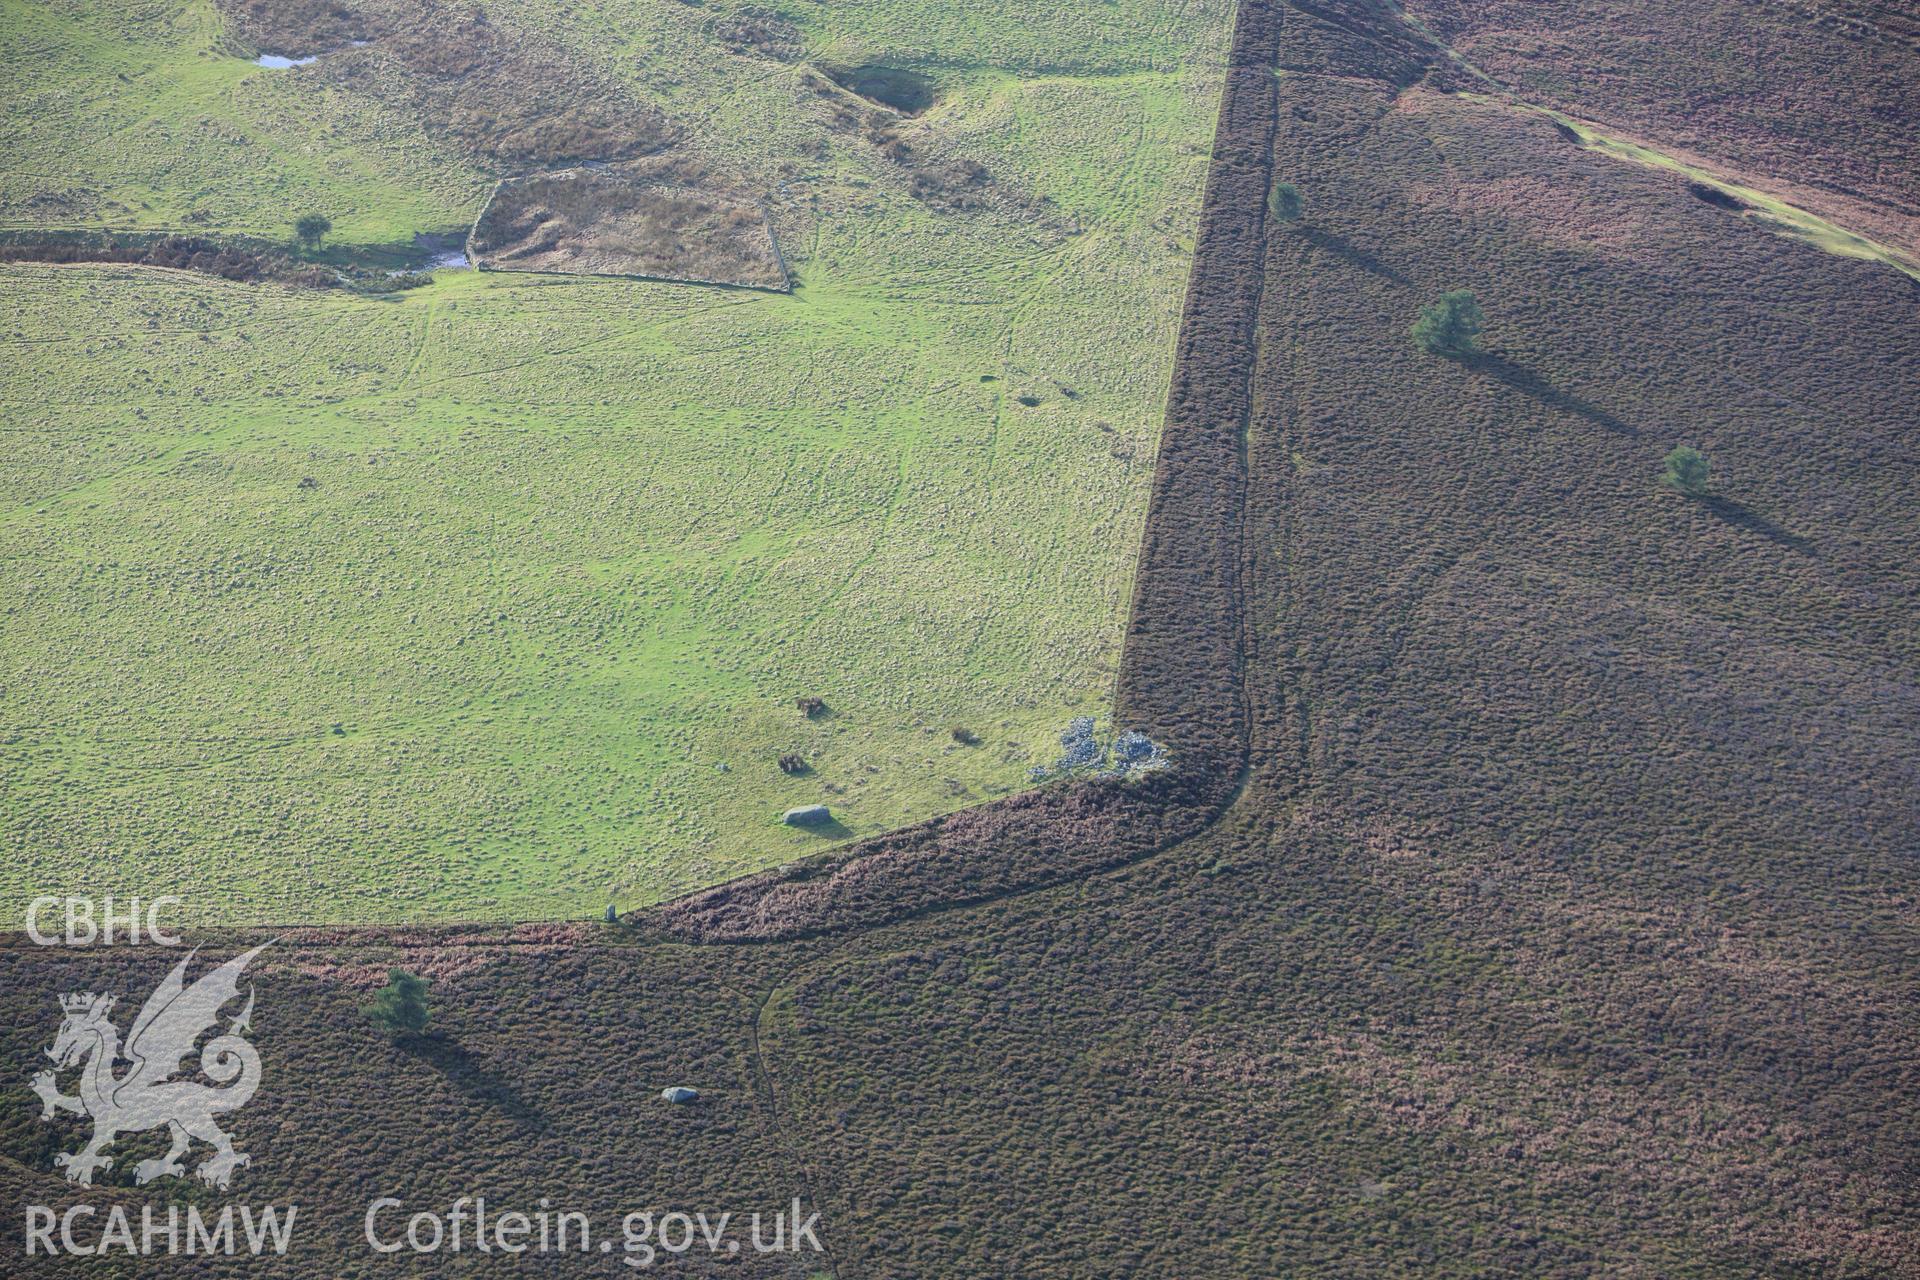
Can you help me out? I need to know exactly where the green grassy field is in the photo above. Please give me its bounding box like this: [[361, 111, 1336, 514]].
[[0, 0, 1234, 924], [0, 0, 487, 244]]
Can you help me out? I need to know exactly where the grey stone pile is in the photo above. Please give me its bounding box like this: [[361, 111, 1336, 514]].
[[1027, 720, 1169, 782]]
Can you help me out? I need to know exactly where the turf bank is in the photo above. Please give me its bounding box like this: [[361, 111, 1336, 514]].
[[24, 1203, 297, 1258]]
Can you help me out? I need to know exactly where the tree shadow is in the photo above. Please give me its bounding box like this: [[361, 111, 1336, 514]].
[[1298, 225, 1408, 283], [1465, 352, 1642, 437], [404, 1035, 551, 1134], [1700, 495, 1817, 557]]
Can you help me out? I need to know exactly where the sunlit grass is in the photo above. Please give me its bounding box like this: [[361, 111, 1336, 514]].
[[0, 0, 1236, 925]]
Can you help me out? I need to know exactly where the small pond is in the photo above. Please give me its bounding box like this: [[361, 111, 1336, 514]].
[[252, 42, 365, 69]]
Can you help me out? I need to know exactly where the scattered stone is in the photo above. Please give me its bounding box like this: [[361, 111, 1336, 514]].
[[1106, 729, 1169, 777], [660, 1086, 700, 1105], [1057, 717, 1103, 769], [604, 904, 618, 923], [783, 804, 832, 827], [1027, 720, 1169, 782]]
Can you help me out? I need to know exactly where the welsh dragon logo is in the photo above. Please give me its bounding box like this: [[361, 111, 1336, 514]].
[[30, 944, 269, 1189]]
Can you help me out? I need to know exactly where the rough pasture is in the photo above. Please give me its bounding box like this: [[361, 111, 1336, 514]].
[[2, 0, 1917, 1275], [1, 0, 1237, 925], [645, 0, 1284, 943]]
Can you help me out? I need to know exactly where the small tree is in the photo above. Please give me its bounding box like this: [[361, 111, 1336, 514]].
[[1662, 445, 1710, 496], [294, 214, 332, 251], [366, 967, 430, 1039], [1268, 180, 1303, 223], [1410, 289, 1484, 356]]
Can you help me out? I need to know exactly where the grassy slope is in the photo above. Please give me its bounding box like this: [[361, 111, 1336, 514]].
[[9, 34, 1914, 1271], [0, 1, 1235, 925], [0, 0, 486, 243], [3, 4, 1916, 1276]]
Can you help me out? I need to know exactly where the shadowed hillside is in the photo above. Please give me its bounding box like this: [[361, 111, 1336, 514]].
[[3, 0, 1917, 1275]]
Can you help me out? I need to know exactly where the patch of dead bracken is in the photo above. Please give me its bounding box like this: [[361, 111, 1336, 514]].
[[221, 0, 674, 169], [469, 168, 788, 287]]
